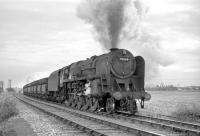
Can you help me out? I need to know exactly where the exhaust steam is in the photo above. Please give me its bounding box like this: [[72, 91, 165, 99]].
[[77, 0, 173, 82]]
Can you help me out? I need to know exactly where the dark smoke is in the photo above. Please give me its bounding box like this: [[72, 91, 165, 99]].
[[77, 0, 140, 50], [77, 0, 173, 82], [107, 1, 126, 48]]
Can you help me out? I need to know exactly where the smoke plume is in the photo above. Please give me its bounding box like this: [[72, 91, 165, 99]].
[[77, 0, 142, 49], [77, 0, 173, 82]]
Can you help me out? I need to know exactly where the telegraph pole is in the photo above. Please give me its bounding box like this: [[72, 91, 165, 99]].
[[6, 79, 14, 92], [8, 79, 12, 88]]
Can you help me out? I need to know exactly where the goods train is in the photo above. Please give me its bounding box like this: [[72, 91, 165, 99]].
[[23, 48, 151, 114]]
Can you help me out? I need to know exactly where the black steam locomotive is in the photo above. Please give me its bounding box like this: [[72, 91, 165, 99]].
[[23, 48, 151, 114]]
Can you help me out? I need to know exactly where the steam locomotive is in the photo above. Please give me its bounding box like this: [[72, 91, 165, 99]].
[[23, 48, 151, 114]]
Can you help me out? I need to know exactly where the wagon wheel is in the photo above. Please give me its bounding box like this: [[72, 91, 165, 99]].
[[75, 96, 80, 109], [128, 99, 138, 114], [75, 96, 80, 108], [89, 98, 99, 112], [65, 95, 72, 106], [106, 97, 115, 114], [140, 99, 144, 108], [71, 98, 75, 107], [65, 101, 70, 107], [120, 98, 128, 108], [64, 99, 70, 107], [71, 96, 77, 107], [75, 96, 79, 109], [81, 97, 90, 110], [77, 96, 85, 110], [87, 97, 94, 111]]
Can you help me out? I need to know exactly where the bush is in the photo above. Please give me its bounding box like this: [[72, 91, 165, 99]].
[[0, 93, 18, 123], [172, 104, 200, 122]]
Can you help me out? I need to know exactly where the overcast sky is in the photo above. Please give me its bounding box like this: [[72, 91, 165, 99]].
[[0, 0, 200, 87]]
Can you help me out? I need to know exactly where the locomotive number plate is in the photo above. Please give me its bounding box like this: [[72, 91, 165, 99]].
[[120, 57, 129, 61]]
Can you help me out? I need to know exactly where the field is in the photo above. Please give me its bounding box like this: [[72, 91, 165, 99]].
[[138, 90, 200, 122]]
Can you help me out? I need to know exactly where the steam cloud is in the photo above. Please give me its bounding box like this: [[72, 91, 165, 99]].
[[77, 0, 143, 49], [77, 0, 173, 82], [26, 72, 50, 83], [126, 33, 174, 81]]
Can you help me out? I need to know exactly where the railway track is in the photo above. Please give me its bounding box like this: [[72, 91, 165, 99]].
[[106, 113, 200, 136], [16, 94, 200, 136], [16, 94, 164, 136], [138, 112, 200, 125], [85, 109, 200, 136]]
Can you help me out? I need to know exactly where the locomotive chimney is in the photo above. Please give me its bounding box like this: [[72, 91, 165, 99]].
[[110, 48, 119, 52]]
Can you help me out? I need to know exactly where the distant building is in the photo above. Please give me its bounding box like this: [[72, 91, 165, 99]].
[[145, 83, 178, 91], [0, 81, 4, 92]]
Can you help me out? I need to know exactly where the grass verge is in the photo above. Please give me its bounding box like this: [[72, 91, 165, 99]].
[[0, 93, 18, 123], [0, 92, 19, 135], [172, 104, 200, 122]]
